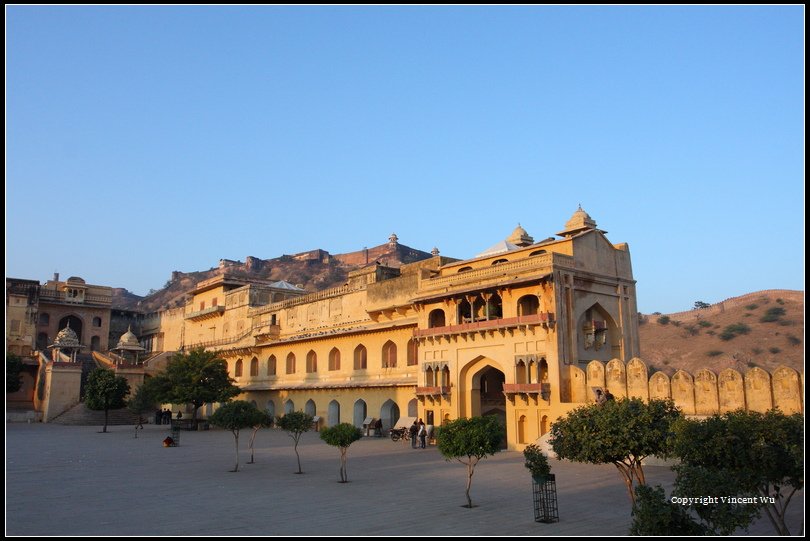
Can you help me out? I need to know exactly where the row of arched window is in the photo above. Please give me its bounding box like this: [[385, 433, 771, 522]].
[[427, 294, 542, 328], [232, 339, 419, 377]]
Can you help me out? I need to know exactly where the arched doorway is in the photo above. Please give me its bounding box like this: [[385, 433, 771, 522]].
[[284, 399, 294, 415], [461, 357, 508, 448], [328, 400, 340, 427], [305, 399, 316, 417], [380, 399, 400, 430], [353, 399, 367, 428], [266, 400, 276, 419]]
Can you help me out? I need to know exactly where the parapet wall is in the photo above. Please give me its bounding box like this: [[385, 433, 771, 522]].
[[575, 358, 803, 415]]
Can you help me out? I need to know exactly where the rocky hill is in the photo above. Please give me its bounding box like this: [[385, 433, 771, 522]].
[[639, 290, 803, 376], [112, 240, 434, 313]]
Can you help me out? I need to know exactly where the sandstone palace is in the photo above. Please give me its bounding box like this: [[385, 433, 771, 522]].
[[7, 207, 801, 448]]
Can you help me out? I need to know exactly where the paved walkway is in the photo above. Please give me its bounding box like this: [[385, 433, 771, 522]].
[[5, 423, 802, 536]]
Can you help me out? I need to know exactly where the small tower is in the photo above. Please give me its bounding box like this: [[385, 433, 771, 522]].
[[556, 205, 604, 237], [113, 325, 146, 365], [507, 224, 534, 247], [389, 233, 399, 248], [48, 324, 84, 363], [431, 247, 440, 257]]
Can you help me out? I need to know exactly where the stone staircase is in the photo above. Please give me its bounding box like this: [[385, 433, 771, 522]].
[[49, 402, 141, 426]]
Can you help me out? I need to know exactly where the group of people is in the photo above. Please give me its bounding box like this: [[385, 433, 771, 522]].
[[154, 409, 181, 425], [408, 419, 429, 449], [595, 388, 615, 406]]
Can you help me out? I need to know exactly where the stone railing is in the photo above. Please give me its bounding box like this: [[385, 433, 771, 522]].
[[414, 312, 554, 338], [184, 305, 225, 321], [416, 386, 450, 397], [250, 284, 358, 317], [418, 253, 571, 292], [39, 289, 112, 305]]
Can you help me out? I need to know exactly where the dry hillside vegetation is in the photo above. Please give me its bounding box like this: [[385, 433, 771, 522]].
[[639, 290, 803, 376]]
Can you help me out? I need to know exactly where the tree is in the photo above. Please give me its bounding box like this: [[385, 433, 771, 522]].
[[630, 484, 707, 535], [127, 384, 157, 438], [436, 416, 504, 508], [694, 301, 711, 309], [320, 423, 363, 482], [276, 411, 314, 474], [210, 401, 268, 472], [6, 351, 23, 393], [549, 398, 681, 504], [149, 348, 240, 425], [84, 368, 131, 433], [672, 410, 804, 535], [248, 410, 274, 464]]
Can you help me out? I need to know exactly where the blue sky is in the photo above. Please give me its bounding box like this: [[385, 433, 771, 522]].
[[6, 6, 804, 313]]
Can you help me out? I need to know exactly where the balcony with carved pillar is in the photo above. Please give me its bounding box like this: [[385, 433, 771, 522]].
[[502, 382, 551, 403]]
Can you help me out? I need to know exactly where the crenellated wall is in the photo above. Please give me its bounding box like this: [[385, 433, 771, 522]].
[[580, 358, 803, 415]]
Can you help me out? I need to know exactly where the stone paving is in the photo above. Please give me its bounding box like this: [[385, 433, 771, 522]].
[[5, 423, 803, 536]]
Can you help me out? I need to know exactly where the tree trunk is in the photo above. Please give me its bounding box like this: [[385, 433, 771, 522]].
[[232, 431, 240, 472], [248, 426, 260, 464], [192, 404, 200, 427], [340, 448, 348, 482], [103, 408, 109, 433], [465, 460, 476, 508], [294, 437, 302, 473]]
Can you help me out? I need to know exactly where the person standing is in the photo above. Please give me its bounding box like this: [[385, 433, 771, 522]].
[[418, 420, 427, 449], [409, 420, 419, 449]]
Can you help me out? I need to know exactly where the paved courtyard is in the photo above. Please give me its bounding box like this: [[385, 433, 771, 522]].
[[5, 423, 802, 536]]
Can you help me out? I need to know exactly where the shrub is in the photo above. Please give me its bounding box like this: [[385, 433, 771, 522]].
[[706, 330, 715, 336], [657, 316, 671, 325], [786, 335, 801, 346], [769, 347, 781, 354], [706, 350, 723, 357], [683, 325, 699, 336], [698, 320, 712, 328], [751, 347, 763, 355], [778, 319, 793, 326], [775, 298, 785, 305], [671, 320, 681, 327], [630, 484, 706, 535], [744, 303, 758, 310], [760, 307, 786, 323], [747, 361, 757, 368], [523, 444, 551, 479]]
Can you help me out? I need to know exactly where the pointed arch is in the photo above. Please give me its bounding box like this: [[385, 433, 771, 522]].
[[328, 400, 340, 427], [250, 357, 259, 376], [306, 350, 317, 373], [353, 399, 367, 428], [267, 355, 277, 376], [406, 339, 418, 366], [305, 399, 316, 417], [382, 340, 397, 368], [328, 347, 340, 371], [354, 344, 367, 370], [286, 352, 296, 374], [234, 359, 243, 377]]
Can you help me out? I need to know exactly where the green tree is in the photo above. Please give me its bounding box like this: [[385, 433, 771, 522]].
[[550, 398, 681, 504], [276, 411, 314, 474], [6, 351, 23, 393], [436, 416, 504, 508], [247, 410, 274, 465], [630, 485, 707, 535], [672, 410, 804, 535], [210, 401, 268, 472], [84, 368, 131, 433], [149, 348, 240, 425], [320, 423, 363, 482], [127, 383, 157, 438], [694, 301, 711, 310]]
